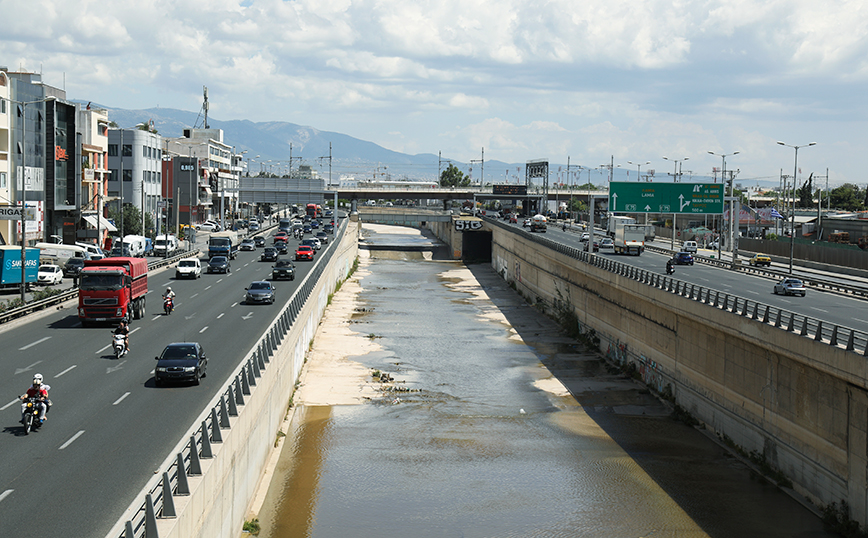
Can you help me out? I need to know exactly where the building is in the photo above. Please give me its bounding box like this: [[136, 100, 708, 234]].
[[0, 71, 11, 244], [77, 104, 115, 248], [107, 128, 162, 236]]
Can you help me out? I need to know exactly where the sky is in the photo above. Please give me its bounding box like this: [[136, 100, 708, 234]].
[[2, 0, 867, 189]]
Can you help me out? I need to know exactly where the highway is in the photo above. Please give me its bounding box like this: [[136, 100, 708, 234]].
[[504, 220, 868, 334], [0, 221, 342, 538]]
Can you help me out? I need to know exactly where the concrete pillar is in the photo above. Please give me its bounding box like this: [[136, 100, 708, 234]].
[[848, 386, 868, 524]]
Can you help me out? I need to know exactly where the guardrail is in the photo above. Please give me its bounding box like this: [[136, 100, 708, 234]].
[[112, 218, 347, 538], [0, 249, 200, 327], [484, 217, 868, 357]]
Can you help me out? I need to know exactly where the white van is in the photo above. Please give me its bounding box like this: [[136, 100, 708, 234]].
[[36, 243, 90, 266], [75, 242, 105, 259], [682, 241, 698, 253], [122, 234, 148, 257], [175, 257, 202, 279], [154, 234, 178, 256]]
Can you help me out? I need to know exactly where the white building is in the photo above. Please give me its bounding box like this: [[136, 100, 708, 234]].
[[0, 71, 11, 244], [107, 128, 162, 235]]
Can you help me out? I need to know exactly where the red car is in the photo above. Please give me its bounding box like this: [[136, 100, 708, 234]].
[[273, 232, 288, 244], [295, 245, 315, 261]]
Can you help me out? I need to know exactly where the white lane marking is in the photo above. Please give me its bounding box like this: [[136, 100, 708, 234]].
[[146, 290, 154, 295], [163, 282, 173, 288], [191, 293, 199, 298], [152, 315, 161, 321], [855, 318, 868, 325], [217, 313, 225, 319], [130, 327, 141, 334], [216, 279, 223, 283], [19, 337, 51, 351], [54, 365, 77, 378], [242, 312, 253, 320], [59, 430, 85, 450], [1, 400, 19, 411], [231, 302, 238, 307], [205, 285, 212, 290], [745, 290, 759, 295], [113, 392, 131, 405], [811, 307, 829, 313], [96, 343, 111, 354], [200, 326, 208, 333], [107, 360, 126, 374], [0, 489, 12, 503]]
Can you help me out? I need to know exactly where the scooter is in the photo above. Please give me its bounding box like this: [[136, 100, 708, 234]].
[[666, 262, 675, 275], [21, 397, 45, 435], [164, 296, 174, 315], [112, 333, 128, 359]]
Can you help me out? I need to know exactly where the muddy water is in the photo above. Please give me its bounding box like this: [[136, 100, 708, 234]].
[[257, 231, 834, 538]]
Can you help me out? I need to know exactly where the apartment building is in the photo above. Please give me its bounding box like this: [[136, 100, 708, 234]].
[[107, 128, 162, 235]]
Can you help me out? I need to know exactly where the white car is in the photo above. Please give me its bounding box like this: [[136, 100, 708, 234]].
[[196, 221, 221, 232], [682, 241, 698, 253], [598, 238, 615, 252], [37, 264, 64, 285], [175, 258, 202, 279]]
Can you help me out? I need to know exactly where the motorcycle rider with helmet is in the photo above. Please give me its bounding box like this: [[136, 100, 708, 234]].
[[162, 287, 176, 314], [114, 320, 130, 352], [20, 374, 49, 424]]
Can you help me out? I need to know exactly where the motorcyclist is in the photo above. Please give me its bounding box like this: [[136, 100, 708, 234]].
[[114, 320, 130, 352], [20, 374, 49, 423], [666, 259, 674, 274], [163, 287, 176, 301], [562, 222, 567, 232]]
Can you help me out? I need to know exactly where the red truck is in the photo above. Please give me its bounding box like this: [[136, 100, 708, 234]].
[[77, 257, 148, 326]]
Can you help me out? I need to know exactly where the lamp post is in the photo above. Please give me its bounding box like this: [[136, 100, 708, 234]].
[[777, 141, 816, 274], [627, 161, 650, 182], [708, 151, 739, 263], [663, 156, 688, 250]]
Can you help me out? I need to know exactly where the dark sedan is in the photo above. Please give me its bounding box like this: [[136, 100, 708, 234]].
[[271, 260, 296, 281], [672, 252, 694, 265], [245, 281, 276, 305], [315, 231, 329, 244], [254, 236, 266, 247], [207, 256, 231, 273], [260, 247, 278, 262], [274, 241, 288, 255], [63, 257, 86, 277], [154, 342, 207, 386]]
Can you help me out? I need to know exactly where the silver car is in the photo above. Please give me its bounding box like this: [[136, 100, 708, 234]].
[[773, 278, 806, 297]]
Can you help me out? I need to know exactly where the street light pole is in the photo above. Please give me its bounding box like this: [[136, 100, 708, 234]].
[[777, 141, 816, 274], [627, 160, 650, 182], [708, 151, 739, 262]]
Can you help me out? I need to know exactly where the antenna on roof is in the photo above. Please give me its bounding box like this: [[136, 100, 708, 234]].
[[203, 86, 209, 129]]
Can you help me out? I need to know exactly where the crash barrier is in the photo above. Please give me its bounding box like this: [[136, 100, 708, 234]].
[[0, 249, 201, 326], [483, 217, 868, 357], [107, 218, 356, 538]]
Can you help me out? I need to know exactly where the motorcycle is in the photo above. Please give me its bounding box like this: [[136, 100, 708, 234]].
[[112, 333, 128, 359], [21, 397, 45, 435], [666, 262, 675, 275], [163, 296, 174, 315]]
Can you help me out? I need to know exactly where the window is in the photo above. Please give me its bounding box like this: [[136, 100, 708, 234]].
[[108, 144, 118, 156], [123, 169, 132, 182], [110, 169, 118, 181], [122, 144, 132, 157], [142, 146, 147, 158], [0, 172, 6, 188], [0, 98, 5, 114]]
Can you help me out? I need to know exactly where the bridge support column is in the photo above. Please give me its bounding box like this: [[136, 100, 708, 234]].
[[848, 386, 868, 525]]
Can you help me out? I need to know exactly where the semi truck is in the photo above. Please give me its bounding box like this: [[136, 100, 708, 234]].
[[78, 257, 148, 326], [613, 224, 646, 255], [0, 246, 39, 290], [208, 230, 240, 259], [530, 214, 547, 233]]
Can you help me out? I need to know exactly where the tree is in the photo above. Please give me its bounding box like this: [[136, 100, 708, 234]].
[[108, 204, 144, 236], [797, 173, 813, 208], [439, 164, 470, 188], [828, 183, 864, 211]]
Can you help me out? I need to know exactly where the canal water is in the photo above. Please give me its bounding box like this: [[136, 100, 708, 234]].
[[255, 225, 835, 538]]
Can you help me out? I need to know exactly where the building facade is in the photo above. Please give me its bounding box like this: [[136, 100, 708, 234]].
[[77, 105, 114, 248], [107, 128, 162, 236]]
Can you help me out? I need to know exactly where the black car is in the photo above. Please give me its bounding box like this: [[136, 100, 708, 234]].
[[254, 236, 266, 247], [261, 247, 278, 262], [672, 252, 694, 265], [323, 224, 334, 234], [207, 256, 231, 273], [63, 257, 86, 277], [315, 231, 329, 244], [154, 342, 207, 386], [271, 260, 296, 281], [274, 241, 288, 255], [245, 281, 276, 304], [302, 224, 312, 234]]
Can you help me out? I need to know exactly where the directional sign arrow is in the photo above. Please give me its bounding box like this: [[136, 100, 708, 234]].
[[107, 360, 127, 374], [242, 312, 254, 320], [611, 193, 618, 211], [15, 361, 43, 375], [679, 194, 691, 212], [644, 205, 651, 211], [184, 313, 196, 320]]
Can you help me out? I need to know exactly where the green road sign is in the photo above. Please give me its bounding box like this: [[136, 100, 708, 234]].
[[608, 182, 724, 214]]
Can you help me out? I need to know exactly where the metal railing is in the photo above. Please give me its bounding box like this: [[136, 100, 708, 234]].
[[484, 217, 868, 357], [113, 219, 347, 538]]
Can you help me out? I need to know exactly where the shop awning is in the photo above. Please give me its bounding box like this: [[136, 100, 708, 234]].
[[83, 214, 117, 232]]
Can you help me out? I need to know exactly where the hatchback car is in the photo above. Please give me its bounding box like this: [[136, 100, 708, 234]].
[[63, 257, 86, 277], [774, 278, 806, 297], [248, 222, 260, 232], [37, 264, 64, 285], [598, 238, 615, 253], [274, 241, 288, 255], [261, 247, 278, 262], [245, 281, 276, 305], [254, 236, 266, 247], [207, 256, 231, 273], [271, 260, 296, 280], [749, 253, 771, 267], [303, 224, 312, 234], [154, 342, 207, 386], [295, 245, 315, 261], [672, 252, 694, 265], [273, 232, 288, 243], [240, 238, 256, 251], [315, 231, 329, 244]]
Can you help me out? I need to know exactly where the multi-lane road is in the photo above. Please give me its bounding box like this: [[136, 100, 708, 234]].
[[0, 222, 341, 538]]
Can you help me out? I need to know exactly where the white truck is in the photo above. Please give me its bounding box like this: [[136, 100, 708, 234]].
[[153, 234, 179, 256], [613, 224, 645, 255], [607, 215, 637, 237], [122, 235, 148, 258], [529, 214, 547, 233]]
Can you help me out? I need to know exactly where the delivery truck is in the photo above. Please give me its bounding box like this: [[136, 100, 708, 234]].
[[208, 230, 240, 259], [78, 257, 148, 326], [613, 224, 645, 255], [0, 245, 39, 290], [529, 214, 547, 233], [153, 234, 178, 256]]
